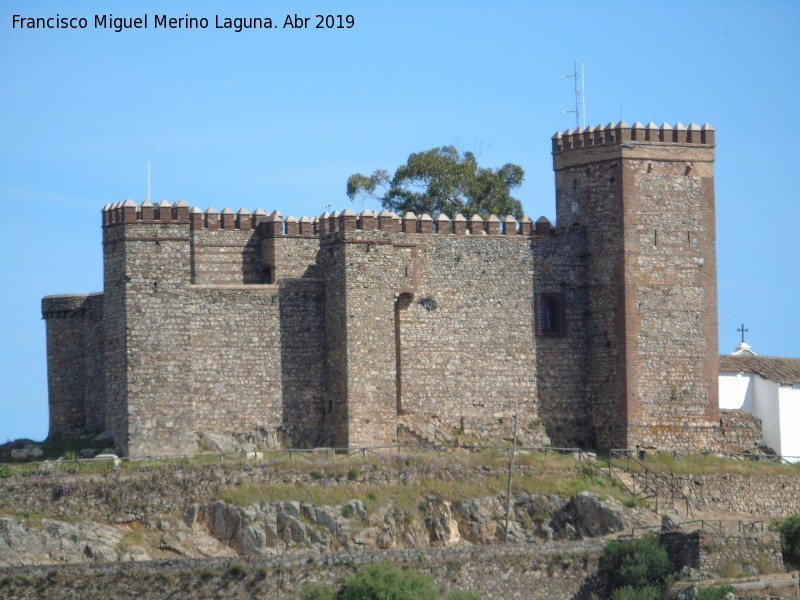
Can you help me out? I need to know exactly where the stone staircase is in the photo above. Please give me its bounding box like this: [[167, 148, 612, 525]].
[[397, 414, 455, 447], [577, 450, 695, 517]]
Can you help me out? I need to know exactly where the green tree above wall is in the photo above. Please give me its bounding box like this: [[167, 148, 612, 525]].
[[347, 147, 525, 220]]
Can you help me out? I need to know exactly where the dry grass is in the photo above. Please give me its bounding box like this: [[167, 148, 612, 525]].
[[632, 452, 800, 476]]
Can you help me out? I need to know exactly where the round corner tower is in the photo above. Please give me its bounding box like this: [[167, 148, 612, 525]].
[[552, 121, 719, 450]]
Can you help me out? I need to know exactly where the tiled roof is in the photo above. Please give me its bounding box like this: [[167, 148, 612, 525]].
[[719, 354, 800, 385]]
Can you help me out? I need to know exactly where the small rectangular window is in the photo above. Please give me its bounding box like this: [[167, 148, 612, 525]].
[[537, 293, 566, 336]]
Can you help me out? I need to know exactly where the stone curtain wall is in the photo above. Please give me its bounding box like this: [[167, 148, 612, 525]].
[[334, 233, 411, 448], [0, 543, 606, 600], [532, 227, 593, 447], [278, 278, 328, 447], [191, 228, 265, 285], [102, 216, 132, 454], [42, 293, 105, 436], [396, 232, 541, 440], [188, 286, 284, 440]]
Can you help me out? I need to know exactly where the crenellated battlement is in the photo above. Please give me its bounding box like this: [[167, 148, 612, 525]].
[[102, 200, 555, 238], [552, 121, 715, 153]]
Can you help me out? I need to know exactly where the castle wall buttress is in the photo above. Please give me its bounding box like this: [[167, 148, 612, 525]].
[[553, 122, 719, 449]]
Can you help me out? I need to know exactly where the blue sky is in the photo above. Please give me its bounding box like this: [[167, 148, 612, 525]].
[[1, 0, 798, 443]]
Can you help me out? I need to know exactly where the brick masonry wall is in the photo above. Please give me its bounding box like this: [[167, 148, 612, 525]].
[[42, 293, 105, 436]]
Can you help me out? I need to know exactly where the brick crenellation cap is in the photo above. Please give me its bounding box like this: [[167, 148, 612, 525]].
[[552, 121, 715, 153]]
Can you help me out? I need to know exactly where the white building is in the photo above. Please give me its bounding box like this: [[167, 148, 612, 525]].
[[719, 343, 800, 462]]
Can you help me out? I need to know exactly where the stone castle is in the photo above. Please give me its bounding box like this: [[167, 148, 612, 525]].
[[44, 122, 740, 458]]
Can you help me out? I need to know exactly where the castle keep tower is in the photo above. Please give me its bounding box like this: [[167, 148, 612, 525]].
[[552, 122, 719, 449]]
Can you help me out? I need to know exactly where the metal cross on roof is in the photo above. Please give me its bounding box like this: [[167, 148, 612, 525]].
[[737, 323, 749, 343]]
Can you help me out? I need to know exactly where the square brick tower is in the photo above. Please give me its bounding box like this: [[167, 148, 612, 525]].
[[552, 122, 719, 450]]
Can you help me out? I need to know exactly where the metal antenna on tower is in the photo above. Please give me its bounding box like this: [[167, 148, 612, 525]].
[[561, 61, 586, 129], [147, 161, 151, 202]]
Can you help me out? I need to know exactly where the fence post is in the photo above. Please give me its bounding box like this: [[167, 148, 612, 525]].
[[504, 415, 518, 544]]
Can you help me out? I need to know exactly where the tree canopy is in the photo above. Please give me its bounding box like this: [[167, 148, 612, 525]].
[[346, 146, 525, 220]]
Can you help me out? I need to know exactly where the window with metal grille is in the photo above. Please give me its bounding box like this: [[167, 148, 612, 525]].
[[537, 293, 566, 336]]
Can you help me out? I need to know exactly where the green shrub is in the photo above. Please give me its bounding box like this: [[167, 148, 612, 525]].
[[695, 585, 736, 600], [0, 466, 12, 478], [610, 586, 661, 600], [601, 535, 673, 592], [299, 582, 335, 600], [310, 470, 324, 480], [778, 514, 800, 569], [339, 561, 439, 600]]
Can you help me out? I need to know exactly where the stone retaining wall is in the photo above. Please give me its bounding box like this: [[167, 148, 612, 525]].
[[662, 530, 784, 576], [672, 472, 800, 517], [0, 541, 606, 600]]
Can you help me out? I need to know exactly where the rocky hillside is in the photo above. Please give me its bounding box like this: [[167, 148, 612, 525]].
[[1, 450, 650, 565]]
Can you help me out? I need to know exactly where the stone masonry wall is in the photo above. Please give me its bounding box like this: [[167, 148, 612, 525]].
[[336, 232, 408, 447], [661, 530, 785, 576], [46, 123, 736, 457], [532, 226, 592, 447], [396, 230, 539, 437], [278, 278, 328, 447], [553, 122, 718, 450], [0, 542, 606, 600], [622, 150, 719, 448], [192, 227, 265, 285], [122, 220, 196, 457], [102, 217, 131, 454], [42, 293, 105, 437], [189, 286, 284, 438], [719, 409, 763, 452], [672, 472, 800, 518], [554, 150, 627, 450]]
